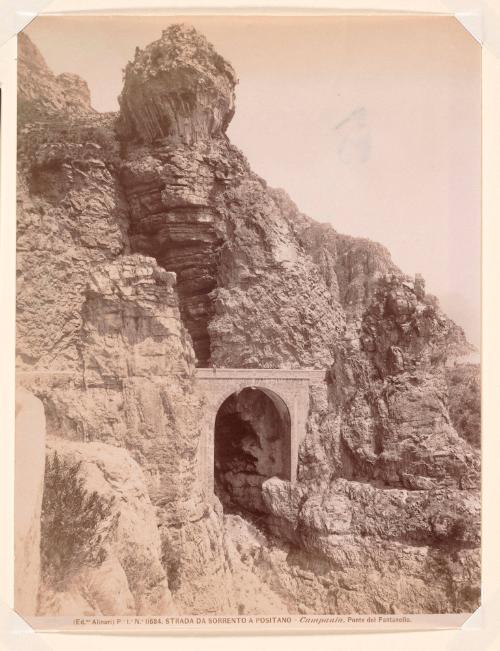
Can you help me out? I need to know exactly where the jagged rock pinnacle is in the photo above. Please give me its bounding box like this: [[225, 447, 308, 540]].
[[118, 24, 237, 144]]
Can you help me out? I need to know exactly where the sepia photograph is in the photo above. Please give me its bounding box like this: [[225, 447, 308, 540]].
[[14, 14, 481, 631]]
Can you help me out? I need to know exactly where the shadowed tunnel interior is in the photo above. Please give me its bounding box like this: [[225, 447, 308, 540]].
[[214, 387, 291, 514]]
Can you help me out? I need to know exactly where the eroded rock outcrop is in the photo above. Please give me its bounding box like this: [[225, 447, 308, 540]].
[[16, 25, 480, 617], [118, 24, 236, 144]]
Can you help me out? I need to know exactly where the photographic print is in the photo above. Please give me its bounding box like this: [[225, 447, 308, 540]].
[[14, 14, 481, 631]]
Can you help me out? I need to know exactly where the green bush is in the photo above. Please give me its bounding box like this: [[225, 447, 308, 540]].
[[40, 452, 117, 588]]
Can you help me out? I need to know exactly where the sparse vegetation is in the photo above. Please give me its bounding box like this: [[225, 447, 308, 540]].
[[40, 452, 117, 588]]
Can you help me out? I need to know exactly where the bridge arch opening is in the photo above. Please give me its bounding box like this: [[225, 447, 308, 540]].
[[214, 386, 291, 514]]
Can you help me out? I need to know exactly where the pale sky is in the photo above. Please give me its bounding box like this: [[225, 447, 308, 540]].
[[24, 15, 481, 347]]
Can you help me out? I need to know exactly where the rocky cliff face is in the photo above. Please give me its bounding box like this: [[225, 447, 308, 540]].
[[17, 24, 480, 617]]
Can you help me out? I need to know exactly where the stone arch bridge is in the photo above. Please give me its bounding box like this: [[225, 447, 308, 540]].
[[195, 368, 326, 492]]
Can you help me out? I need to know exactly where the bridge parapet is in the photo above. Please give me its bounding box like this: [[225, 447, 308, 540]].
[[196, 368, 326, 381]]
